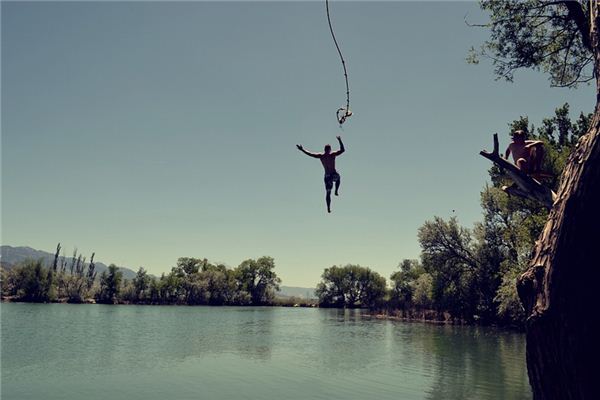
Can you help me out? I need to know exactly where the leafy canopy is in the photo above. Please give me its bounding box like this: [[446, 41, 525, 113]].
[[469, 0, 594, 87]]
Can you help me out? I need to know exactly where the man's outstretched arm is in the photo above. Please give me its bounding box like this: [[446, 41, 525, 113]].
[[296, 144, 321, 158], [333, 136, 345, 156]]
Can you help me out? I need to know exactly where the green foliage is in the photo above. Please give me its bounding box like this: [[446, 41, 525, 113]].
[[2, 248, 283, 307], [418, 217, 481, 320], [132, 267, 151, 302], [470, 1, 594, 87], [203, 265, 236, 305], [185, 272, 210, 305], [147, 258, 239, 305], [389, 259, 424, 308], [494, 266, 526, 323], [315, 266, 345, 308], [0, 267, 9, 296], [389, 259, 434, 311], [412, 273, 433, 309], [234, 257, 281, 305], [96, 264, 123, 304], [316, 264, 387, 308], [176, 257, 203, 276], [62, 273, 88, 303], [4, 260, 56, 302], [115, 257, 278, 306]]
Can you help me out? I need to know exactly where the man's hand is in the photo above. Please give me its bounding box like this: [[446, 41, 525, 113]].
[[334, 135, 345, 156], [296, 144, 303, 151]]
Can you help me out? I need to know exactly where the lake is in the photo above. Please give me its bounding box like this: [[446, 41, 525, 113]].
[[1, 303, 531, 399]]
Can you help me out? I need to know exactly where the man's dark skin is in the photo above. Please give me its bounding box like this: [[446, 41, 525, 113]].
[[296, 136, 345, 213]]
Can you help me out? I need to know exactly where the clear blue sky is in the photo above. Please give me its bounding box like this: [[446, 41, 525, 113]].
[[2, 1, 594, 287]]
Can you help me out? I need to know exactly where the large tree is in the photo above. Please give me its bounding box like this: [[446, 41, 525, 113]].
[[234, 257, 281, 305], [96, 264, 123, 304], [472, 1, 600, 398], [315, 264, 387, 308], [418, 217, 481, 320]]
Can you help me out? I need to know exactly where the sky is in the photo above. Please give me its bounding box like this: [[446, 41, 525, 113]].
[[1, 1, 595, 287]]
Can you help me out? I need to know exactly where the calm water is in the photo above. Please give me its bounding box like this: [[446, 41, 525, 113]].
[[1, 303, 531, 399]]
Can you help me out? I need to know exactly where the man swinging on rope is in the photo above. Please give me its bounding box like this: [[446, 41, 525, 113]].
[[297, 136, 345, 213]]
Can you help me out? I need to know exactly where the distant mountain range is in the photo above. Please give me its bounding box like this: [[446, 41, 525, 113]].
[[0, 245, 316, 298]]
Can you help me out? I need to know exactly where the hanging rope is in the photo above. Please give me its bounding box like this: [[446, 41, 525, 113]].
[[326, 0, 352, 126]]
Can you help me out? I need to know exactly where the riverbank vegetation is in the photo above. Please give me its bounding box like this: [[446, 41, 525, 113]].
[[1, 253, 282, 306]]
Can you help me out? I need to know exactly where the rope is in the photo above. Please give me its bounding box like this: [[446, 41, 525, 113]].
[[326, 0, 352, 125]]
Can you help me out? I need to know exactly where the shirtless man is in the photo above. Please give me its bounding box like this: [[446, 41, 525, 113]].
[[297, 136, 345, 213], [504, 130, 545, 174]]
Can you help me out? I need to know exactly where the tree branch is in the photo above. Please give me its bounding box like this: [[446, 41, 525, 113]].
[[480, 133, 557, 209]]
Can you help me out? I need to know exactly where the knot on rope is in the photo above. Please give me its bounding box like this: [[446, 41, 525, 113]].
[[336, 108, 352, 125]]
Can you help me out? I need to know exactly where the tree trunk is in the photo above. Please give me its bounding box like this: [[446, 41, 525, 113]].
[[517, 98, 600, 400]]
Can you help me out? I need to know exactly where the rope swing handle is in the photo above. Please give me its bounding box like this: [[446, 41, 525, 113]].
[[326, 0, 352, 126]]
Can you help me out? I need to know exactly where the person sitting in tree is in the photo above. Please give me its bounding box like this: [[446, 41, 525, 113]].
[[296, 135, 345, 213], [504, 129, 545, 175]]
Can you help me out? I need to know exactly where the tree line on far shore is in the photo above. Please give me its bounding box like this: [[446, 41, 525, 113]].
[[1, 250, 282, 306]]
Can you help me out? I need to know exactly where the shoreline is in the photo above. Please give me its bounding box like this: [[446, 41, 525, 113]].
[[2, 299, 525, 332], [363, 309, 525, 331], [0, 296, 318, 308], [1, 298, 523, 330]]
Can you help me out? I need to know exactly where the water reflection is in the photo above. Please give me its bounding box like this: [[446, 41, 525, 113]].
[[387, 323, 530, 400], [230, 308, 274, 360], [118, 305, 276, 362], [316, 309, 389, 374]]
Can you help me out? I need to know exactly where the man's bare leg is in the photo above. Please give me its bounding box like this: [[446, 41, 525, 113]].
[[334, 177, 341, 196], [326, 190, 332, 213]]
